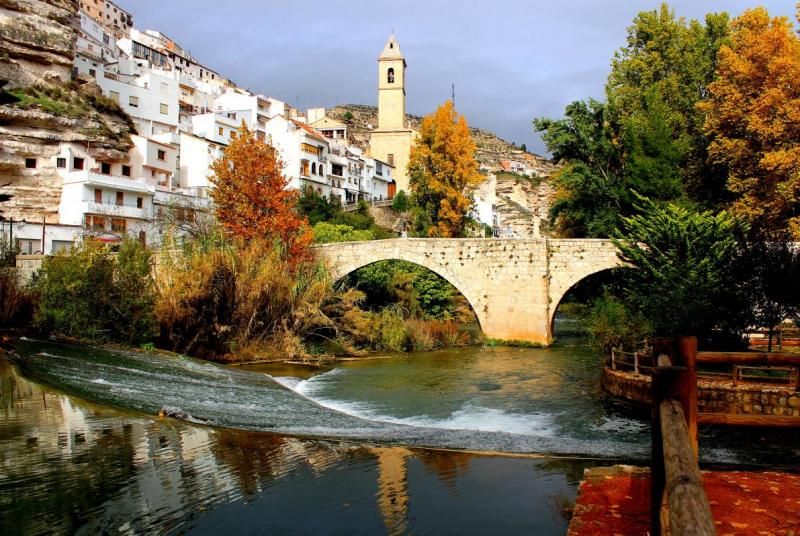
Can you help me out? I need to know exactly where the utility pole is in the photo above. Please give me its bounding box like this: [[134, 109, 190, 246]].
[[452, 83, 455, 108]]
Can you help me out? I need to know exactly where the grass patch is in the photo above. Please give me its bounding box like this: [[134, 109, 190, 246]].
[[483, 338, 544, 348]]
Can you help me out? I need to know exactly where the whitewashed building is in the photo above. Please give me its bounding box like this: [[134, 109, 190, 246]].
[[264, 115, 331, 196]]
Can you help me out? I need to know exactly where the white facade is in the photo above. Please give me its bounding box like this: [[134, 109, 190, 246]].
[[264, 115, 331, 196], [190, 112, 240, 146], [214, 90, 286, 140], [178, 132, 224, 194], [98, 68, 179, 136]]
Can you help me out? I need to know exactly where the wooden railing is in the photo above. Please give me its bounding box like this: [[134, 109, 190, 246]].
[[612, 344, 800, 391], [650, 337, 716, 536]]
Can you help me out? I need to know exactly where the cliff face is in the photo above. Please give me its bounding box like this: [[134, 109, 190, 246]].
[[0, 0, 77, 88], [0, 0, 134, 223]]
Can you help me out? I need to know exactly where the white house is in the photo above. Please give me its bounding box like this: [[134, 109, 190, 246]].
[[264, 115, 331, 196], [98, 66, 179, 136]]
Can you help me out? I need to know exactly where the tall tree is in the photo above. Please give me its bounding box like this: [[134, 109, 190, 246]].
[[534, 99, 624, 237], [613, 194, 748, 341], [408, 100, 482, 237], [210, 123, 312, 261], [536, 4, 731, 237], [701, 8, 800, 238]]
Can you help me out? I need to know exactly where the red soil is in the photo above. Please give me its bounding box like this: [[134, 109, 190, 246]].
[[568, 468, 800, 535]]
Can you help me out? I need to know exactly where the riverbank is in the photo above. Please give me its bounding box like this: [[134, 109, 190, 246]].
[[568, 465, 800, 535]]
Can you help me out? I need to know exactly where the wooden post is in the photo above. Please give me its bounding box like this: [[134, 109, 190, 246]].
[[611, 347, 617, 370], [677, 336, 699, 457], [650, 337, 675, 536], [634, 351, 640, 375], [660, 399, 716, 535]]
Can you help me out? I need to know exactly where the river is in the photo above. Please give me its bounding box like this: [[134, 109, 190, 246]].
[[3, 332, 800, 534]]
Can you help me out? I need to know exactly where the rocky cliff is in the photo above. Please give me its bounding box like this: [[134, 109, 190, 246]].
[[0, 0, 135, 223]]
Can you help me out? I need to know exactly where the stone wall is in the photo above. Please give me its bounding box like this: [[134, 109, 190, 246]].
[[602, 367, 800, 417], [15, 254, 44, 283]]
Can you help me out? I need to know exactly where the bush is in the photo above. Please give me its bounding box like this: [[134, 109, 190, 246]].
[[32, 239, 155, 344], [377, 305, 408, 351], [312, 222, 374, 243], [154, 237, 355, 361], [392, 190, 410, 212], [0, 268, 34, 327], [586, 290, 650, 355]]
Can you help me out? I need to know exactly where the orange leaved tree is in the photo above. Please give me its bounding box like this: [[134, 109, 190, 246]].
[[701, 7, 800, 237], [209, 123, 312, 261], [408, 100, 482, 237]]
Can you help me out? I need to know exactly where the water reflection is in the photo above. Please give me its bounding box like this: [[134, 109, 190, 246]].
[[0, 357, 586, 535]]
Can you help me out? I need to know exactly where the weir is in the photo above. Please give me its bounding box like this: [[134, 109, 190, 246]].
[[314, 237, 622, 345]]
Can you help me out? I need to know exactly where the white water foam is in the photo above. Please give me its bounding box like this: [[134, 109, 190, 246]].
[[272, 370, 556, 437]]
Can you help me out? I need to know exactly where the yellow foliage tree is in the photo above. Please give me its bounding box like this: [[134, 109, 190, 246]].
[[407, 100, 482, 237], [701, 8, 800, 237], [209, 122, 312, 262]]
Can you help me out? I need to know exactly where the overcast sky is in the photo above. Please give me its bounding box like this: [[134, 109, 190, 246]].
[[115, 1, 796, 155]]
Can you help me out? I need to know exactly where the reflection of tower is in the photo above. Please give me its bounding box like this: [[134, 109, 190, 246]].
[[373, 447, 411, 535]]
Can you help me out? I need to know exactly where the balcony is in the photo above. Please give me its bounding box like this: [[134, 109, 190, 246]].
[[66, 171, 156, 194], [83, 200, 151, 220]]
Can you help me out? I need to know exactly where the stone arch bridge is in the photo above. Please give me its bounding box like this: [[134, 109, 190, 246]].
[[314, 238, 622, 346]]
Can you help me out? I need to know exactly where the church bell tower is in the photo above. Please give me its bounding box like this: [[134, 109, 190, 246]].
[[378, 34, 406, 130]]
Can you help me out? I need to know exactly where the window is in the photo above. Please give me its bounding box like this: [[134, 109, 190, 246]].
[[73, 157, 85, 170], [109, 90, 120, 103], [319, 164, 324, 176], [311, 162, 316, 175], [111, 218, 126, 233], [115, 192, 123, 206], [301, 143, 320, 156], [160, 103, 168, 115], [25, 158, 37, 169], [387, 154, 394, 166], [160, 82, 168, 94], [16, 239, 41, 255], [136, 197, 143, 209], [89, 68, 96, 77], [94, 188, 102, 203], [129, 95, 138, 108], [101, 162, 111, 174], [138, 231, 146, 246], [157, 149, 166, 161], [52, 240, 73, 253], [331, 164, 343, 177], [218, 126, 224, 136], [56, 157, 66, 168], [88, 215, 105, 230], [121, 165, 130, 177], [387, 68, 395, 84]]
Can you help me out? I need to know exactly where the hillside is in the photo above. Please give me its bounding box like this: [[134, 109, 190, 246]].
[[327, 104, 558, 237], [327, 104, 556, 175]]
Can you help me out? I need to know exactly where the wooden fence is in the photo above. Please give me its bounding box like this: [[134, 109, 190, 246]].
[[650, 336, 716, 536]]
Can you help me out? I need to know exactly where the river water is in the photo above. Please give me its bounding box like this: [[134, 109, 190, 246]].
[[3, 333, 800, 534]]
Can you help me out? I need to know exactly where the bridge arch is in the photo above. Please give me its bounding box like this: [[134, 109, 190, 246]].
[[315, 238, 622, 346], [318, 241, 488, 331]]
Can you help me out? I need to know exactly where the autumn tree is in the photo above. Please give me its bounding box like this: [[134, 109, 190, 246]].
[[209, 123, 312, 260], [701, 8, 800, 237], [408, 100, 482, 237]]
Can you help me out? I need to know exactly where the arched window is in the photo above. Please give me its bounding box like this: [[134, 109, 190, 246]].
[[311, 162, 316, 175], [387, 68, 395, 84], [319, 164, 324, 176]]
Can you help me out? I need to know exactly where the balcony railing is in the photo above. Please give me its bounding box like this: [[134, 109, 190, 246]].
[[83, 201, 152, 220]]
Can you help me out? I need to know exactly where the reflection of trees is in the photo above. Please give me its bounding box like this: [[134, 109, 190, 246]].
[[209, 429, 288, 496], [417, 449, 473, 492]]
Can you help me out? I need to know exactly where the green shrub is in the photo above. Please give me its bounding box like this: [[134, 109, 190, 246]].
[[0, 268, 34, 327], [312, 222, 374, 243], [392, 190, 410, 212], [33, 239, 155, 344], [377, 306, 408, 351], [586, 290, 650, 355]]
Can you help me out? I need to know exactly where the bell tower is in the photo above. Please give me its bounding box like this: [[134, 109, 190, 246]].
[[378, 34, 406, 130]]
